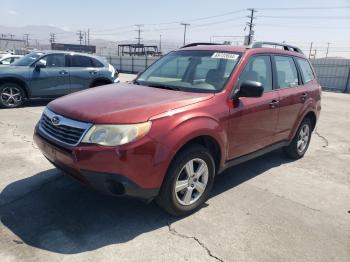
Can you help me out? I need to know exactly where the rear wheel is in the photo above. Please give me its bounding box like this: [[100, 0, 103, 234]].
[[0, 83, 25, 108], [156, 144, 215, 216], [284, 118, 312, 159]]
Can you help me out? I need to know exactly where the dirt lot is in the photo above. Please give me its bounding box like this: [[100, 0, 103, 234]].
[[0, 74, 349, 262]]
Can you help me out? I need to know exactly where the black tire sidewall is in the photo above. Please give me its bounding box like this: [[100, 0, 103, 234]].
[[158, 145, 215, 216], [286, 118, 312, 158], [0, 83, 25, 108]]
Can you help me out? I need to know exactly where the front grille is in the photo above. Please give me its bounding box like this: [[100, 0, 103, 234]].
[[39, 108, 92, 146]]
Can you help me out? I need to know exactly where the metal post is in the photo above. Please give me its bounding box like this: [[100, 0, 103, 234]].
[[345, 66, 350, 93], [308, 42, 313, 59], [145, 55, 148, 70], [180, 23, 190, 46], [131, 56, 134, 73], [325, 42, 330, 58], [120, 56, 122, 72]]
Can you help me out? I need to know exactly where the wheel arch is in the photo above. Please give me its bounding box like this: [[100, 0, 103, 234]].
[[90, 77, 113, 87], [0, 77, 30, 98], [289, 109, 318, 140]]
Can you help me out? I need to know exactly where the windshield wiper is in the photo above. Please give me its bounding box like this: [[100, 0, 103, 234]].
[[137, 81, 181, 91]]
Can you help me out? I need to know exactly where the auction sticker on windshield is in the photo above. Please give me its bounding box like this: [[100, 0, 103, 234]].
[[211, 53, 239, 60]]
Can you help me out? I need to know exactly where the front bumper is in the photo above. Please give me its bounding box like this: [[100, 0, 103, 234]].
[[34, 127, 171, 200]]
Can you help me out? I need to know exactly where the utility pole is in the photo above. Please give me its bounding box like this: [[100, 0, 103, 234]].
[[84, 31, 87, 45], [180, 22, 190, 46], [23, 34, 29, 47], [77, 30, 84, 45], [135, 24, 143, 45], [87, 29, 90, 45], [325, 42, 330, 58], [246, 8, 257, 45], [49, 33, 56, 44], [308, 42, 313, 59], [159, 34, 162, 53]]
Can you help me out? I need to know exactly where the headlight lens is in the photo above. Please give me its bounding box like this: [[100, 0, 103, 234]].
[[82, 122, 151, 146]]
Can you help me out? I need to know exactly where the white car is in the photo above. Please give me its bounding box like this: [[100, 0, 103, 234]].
[[0, 55, 23, 65]]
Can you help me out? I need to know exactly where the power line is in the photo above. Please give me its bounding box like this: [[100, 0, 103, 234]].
[[256, 6, 350, 10], [257, 15, 350, 19]]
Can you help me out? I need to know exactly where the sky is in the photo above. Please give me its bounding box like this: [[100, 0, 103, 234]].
[[0, 0, 350, 57]]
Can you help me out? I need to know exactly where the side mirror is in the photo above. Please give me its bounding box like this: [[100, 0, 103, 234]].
[[35, 62, 46, 71], [232, 80, 264, 99]]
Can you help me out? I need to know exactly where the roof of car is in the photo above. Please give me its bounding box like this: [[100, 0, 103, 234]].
[[36, 50, 96, 57], [28, 50, 108, 64], [179, 44, 307, 59]]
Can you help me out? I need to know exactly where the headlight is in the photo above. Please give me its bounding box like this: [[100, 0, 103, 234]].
[[82, 122, 151, 146]]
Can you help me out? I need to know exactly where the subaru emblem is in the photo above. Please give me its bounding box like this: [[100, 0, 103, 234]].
[[51, 116, 60, 126]]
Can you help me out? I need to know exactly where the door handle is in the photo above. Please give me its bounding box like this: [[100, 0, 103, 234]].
[[89, 70, 98, 75], [59, 70, 68, 75], [269, 100, 280, 109], [300, 93, 308, 102]]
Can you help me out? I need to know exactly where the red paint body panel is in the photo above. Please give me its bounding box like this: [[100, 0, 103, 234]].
[[48, 83, 214, 124], [34, 45, 321, 197]]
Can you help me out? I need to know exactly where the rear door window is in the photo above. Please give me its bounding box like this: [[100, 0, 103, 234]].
[[296, 58, 315, 83], [274, 56, 299, 88], [71, 55, 93, 67], [91, 58, 104, 68]]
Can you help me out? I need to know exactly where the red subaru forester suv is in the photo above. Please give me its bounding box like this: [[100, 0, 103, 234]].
[[34, 42, 321, 216]]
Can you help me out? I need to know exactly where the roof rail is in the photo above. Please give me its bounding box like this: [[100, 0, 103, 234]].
[[181, 42, 223, 48], [251, 42, 303, 54]]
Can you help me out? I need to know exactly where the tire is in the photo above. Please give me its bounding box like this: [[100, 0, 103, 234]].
[[0, 83, 25, 108], [156, 144, 215, 216], [283, 117, 312, 159]]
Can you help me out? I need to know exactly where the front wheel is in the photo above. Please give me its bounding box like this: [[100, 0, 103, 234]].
[[156, 144, 215, 216], [284, 118, 312, 159], [0, 83, 25, 108]]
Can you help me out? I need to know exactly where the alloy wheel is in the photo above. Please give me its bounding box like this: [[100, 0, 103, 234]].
[[0, 86, 23, 107], [297, 124, 310, 154], [174, 158, 209, 206]]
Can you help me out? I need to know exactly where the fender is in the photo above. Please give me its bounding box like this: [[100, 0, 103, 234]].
[[0, 76, 31, 98], [288, 97, 318, 140], [149, 112, 228, 171]]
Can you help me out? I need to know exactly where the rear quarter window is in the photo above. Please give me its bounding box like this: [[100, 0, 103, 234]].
[[92, 58, 104, 68], [296, 58, 315, 83], [71, 55, 93, 67]]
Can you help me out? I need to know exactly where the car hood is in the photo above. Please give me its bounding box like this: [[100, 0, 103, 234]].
[[0, 65, 28, 72], [48, 83, 214, 124]]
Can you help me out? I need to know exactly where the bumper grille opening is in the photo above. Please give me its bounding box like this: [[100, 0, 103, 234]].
[[39, 108, 91, 146], [105, 180, 126, 195]]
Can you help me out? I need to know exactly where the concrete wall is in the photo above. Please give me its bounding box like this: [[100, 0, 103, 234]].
[[106, 55, 159, 74]]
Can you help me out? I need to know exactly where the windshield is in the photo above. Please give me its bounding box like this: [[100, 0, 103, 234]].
[[12, 52, 45, 66], [136, 50, 241, 92]]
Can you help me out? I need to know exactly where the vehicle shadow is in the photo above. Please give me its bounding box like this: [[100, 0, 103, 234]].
[[24, 99, 53, 108], [0, 149, 292, 254]]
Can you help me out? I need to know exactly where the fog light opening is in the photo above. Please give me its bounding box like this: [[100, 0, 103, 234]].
[[105, 180, 125, 195]]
